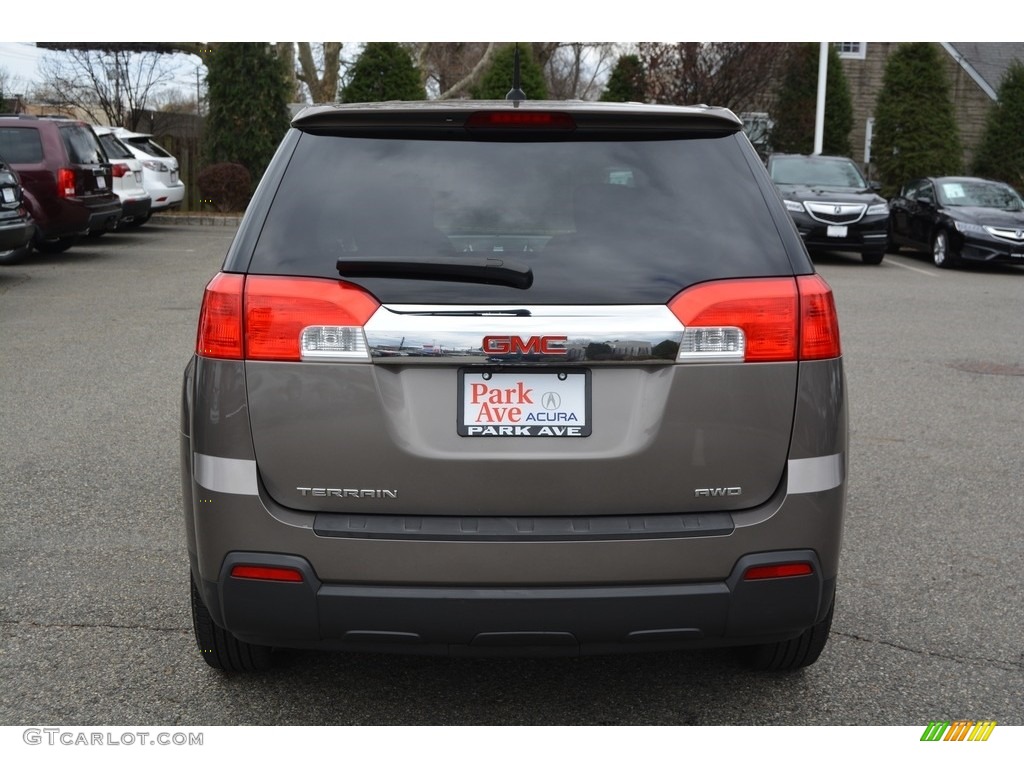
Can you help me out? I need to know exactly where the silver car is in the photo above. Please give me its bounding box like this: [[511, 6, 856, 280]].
[[182, 100, 847, 672]]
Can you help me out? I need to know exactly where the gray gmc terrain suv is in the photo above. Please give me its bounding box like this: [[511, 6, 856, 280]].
[[181, 100, 847, 672]]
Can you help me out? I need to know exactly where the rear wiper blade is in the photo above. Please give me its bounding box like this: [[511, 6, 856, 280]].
[[337, 256, 533, 290]]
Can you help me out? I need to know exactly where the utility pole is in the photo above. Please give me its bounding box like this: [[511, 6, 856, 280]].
[[813, 42, 828, 155]]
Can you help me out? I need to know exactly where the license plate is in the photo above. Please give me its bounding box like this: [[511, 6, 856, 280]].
[[1, 188, 14, 203], [827, 225, 847, 238], [458, 369, 591, 437], [96, 176, 106, 189]]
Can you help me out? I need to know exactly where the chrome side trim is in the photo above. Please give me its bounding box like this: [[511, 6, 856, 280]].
[[194, 453, 259, 496], [787, 454, 844, 495], [364, 304, 684, 364]]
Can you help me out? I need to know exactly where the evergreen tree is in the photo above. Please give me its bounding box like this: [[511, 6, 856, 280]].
[[973, 60, 1024, 190], [771, 43, 853, 156], [204, 43, 291, 189], [872, 43, 962, 195], [471, 44, 548, 100], [341, 43, 425, 102], [600, 55, 646, 103]]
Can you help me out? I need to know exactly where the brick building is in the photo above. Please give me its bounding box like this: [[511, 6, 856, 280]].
[[836, 42, 1024, 174]]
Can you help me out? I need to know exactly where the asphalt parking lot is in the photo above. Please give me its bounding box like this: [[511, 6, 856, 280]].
[[0, 224, 1022, 726]]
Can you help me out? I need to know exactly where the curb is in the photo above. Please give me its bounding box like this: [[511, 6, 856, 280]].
[[149, 213, 242, 227]]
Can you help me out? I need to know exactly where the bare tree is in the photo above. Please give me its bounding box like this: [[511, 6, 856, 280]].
[[414, 43, 496, 99], [295, 43, 344, 103], [37, 48, 179, 129], [636, 42, 794, 113], [543, 43, 620, 100]]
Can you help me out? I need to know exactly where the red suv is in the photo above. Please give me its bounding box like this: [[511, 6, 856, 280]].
[[0, 115, 121, 254]]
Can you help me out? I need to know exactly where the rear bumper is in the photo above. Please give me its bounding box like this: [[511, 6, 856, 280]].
[[196, 550, 834, 655], [0, 213, 34, 251]]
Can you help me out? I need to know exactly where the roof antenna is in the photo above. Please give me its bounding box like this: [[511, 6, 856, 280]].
[[505, 43, 527, 103]]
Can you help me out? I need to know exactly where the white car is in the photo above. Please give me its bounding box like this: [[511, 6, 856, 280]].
[[110, 128, 185, 215], [93, 127, 151, 229]]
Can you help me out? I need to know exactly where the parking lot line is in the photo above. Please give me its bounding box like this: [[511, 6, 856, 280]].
[[885, 257, 938, 278]]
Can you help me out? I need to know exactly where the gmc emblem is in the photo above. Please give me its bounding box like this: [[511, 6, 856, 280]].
[[482, 335, 568, 355]]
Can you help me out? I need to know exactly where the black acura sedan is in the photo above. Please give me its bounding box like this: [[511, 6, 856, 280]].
[[888, 176, 1024, 269], [767, 153, 890, 265]]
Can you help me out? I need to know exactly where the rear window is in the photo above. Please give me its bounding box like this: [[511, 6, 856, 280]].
[[0, 127, 44, 164], [60, 125, 105, 165], [98, 134, 134, 160], [770, 156, 866, 188], [249, 132, 795, 304], [124, 137, 172, 158]]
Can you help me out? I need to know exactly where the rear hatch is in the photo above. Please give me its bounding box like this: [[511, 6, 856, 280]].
[[232, 105, 815, 518], [59, 124, 114, 199]]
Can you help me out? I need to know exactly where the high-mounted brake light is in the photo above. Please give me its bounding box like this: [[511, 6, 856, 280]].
[[466, 111, 576, 130], [230, 565, 304, 583], [57, 167, 76, 198], [667, 276, 841, 363]]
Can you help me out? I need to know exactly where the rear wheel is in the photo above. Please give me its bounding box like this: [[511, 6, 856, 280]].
[[34, 235, 78, 254], [190, 573, 273, 672], [0, 243, 32, 266], [742, 596, 834, 672]]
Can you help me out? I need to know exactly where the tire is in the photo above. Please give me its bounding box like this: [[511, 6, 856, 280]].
[[862, 249, 885, 265], [932, 230, 958, 269], [742, 596, 834, 672], [0, 243, 32, 266], [120, 212, 151, 229], [87, 229, 105, 239], [34, 235, 78, 254], [190, 573, 273, 672]]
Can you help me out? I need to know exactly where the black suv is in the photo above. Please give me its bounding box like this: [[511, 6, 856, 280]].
[[767, 153, 890, 265], [0, 152, 34, 265], [183, 101, 847, 673], [0, 115, 121, 254]]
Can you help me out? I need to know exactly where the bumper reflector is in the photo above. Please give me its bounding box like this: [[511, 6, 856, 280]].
[[230, 565, 304, 583], [743, 563, 814, 581]]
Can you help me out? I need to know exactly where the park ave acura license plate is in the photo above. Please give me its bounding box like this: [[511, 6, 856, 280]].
[[458, 369, 591, 437]]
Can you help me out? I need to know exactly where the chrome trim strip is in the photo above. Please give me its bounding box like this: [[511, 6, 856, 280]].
[[804, 202, 866, 226], [787, 454, 844, 495], [365, 304, 684, 364], [985, 226, 1024, 242], [194, 453, 259, 496]]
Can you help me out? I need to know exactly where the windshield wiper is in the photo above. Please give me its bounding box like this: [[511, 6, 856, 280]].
[[337, 256, 533, 290]]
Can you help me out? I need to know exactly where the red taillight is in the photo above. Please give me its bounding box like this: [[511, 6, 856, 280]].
[[196, 272, 245, 359], [466, 111, 576, 130], [196, 273, 380, 361], [743, 563, 814, 581], [669, 277, 799, 362], [244, 276, 380, 361], [57, 167, 76, 198], [111, 163, 129, 178], [230, 565, 303, 583], [667, 276, 841, 363], [797, 274, 842, 360]]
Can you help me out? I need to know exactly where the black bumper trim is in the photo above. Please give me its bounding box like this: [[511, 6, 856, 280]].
[[214, 550, 830, 656], [313, 510, 734, 541]]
